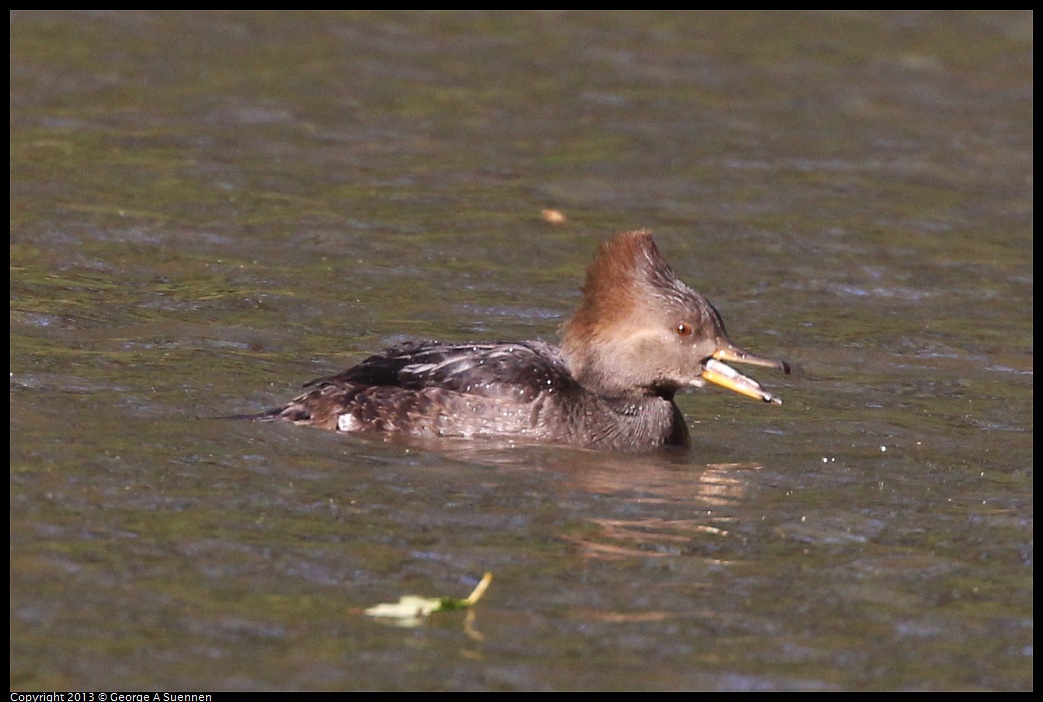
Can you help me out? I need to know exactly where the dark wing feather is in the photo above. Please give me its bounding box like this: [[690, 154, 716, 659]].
[[308, 340, 576, 401]]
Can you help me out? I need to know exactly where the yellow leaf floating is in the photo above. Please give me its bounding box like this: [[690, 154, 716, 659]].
[[365, 572, 493, 626]]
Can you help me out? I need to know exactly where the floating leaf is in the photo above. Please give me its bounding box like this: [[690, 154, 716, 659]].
[[365, 572, 493, 626], [365, 595, 445, 620]]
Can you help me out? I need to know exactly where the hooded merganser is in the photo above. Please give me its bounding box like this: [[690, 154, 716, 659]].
[[257, 230, 789, 450]]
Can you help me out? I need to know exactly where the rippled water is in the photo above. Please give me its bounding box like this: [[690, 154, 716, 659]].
[[11, 11, 1032, 691]]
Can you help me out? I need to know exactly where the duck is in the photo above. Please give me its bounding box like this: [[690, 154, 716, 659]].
[[256, 230, 789, 450]]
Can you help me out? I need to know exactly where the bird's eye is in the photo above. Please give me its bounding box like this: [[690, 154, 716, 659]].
[[676, 322, 693, 337]]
